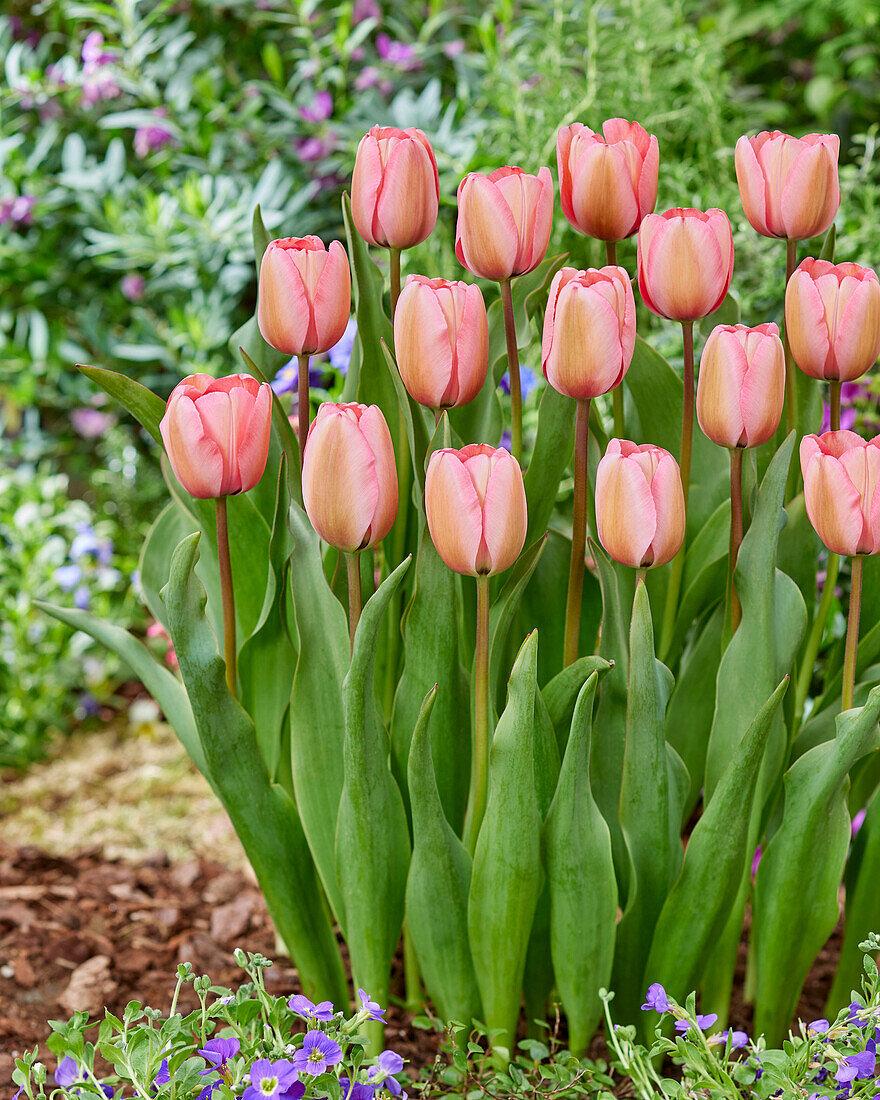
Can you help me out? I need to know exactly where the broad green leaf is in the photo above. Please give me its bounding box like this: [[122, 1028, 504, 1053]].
[[238, 347, 302, 504], [645, 677, 789, 1010], [468, 631, 544, 1061], [543, 673, 617, 1054], [252, 204, 271, 268], [289, 503, 349, 927], [488, 536, 547, 719], [542, 654, 612, 757], [523, 385, 576, 548], [78, 364, 166, 445], [228, 315, 289, 383], [752, 686, 880, 1044], [664, 500, 728, 664], [611, 579, 678, 1023], [162, 533, 347, 1005], [138, 502, 197, 631], [336, 557, 413, 1013], [380, 340, 430, 506], [406, 687, 482, 1023]]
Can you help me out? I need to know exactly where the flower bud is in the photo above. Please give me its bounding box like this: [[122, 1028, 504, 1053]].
[[637, 208, 734, 321], [800, 431, 880, 557], [302, 402, 398, 552], [160, 373, 272, 499], [541, 265, 636, 399], [351, 125, 439, 249], [595, 439, 685, 569], [425, 445, 527, 576], [257, 236, 351, 356], [696, 323, 785, 448], [394, 275, 488, 409], [557, 119, 659, 241], [785, 258, 880, 382], [455, 166, 553, 281], [735, 131, 840, 240]]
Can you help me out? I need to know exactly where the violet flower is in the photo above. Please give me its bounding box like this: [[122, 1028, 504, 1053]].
[[292, 1031, 343, 1076]]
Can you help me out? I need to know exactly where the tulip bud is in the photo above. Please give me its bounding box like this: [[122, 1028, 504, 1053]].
[[541, 265, 636, 400], [696, 323, 785, 449], [557, 119, 659, 241], [394, 275, 489, 409], [785, 259, 880, 383], [801, 431, 880, 556], [160, 373, 272, 499], [595, 439, 685, 569], [735, 131, 840, 240], [455, 166, 553, 282], [425, 444, 527, 576], [637, 208, 734, 322], [351, 125, 439, 250], [302, 402, 398, 552], [257, 236, 351, 356]]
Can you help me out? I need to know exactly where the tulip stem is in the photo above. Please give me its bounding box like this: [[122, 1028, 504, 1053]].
[[830, 380, 842, 433], [466, 574, 491, 855], [657, 320, 694, 661], [297, 353, 310, 466], [843, 555, 864, 712], [346, 552, 363, 654], [216, 497, 237, 698], [389, 248, 402, 319], [607, 238, 624, 437], [728, 447, 744, 633], [794, 550, 841, 731], [500, 278, 523, 465], [784, 238, 799, 437], [563, 398, 591, 666]]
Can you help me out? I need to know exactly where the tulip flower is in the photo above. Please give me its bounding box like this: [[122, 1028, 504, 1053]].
[[302, 402, 398, 647], [257, 236, 351, 462], [734, 131, 840, 242], [557, 119, 659, 243], [595, 440, 685, 571], [160, 372, 273, 696], [541, 264, 636, 663], [393, 275, 488, 411], [456, 165, 553, 462], [425, 443, 527, 853], [351, 125, 439, 252], [785, 260, 880, 408], [801, 430, 880, 710], [697, 323, 785, 629]]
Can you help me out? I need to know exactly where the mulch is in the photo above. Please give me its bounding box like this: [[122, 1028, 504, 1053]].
[[0, 840, 842, 1098]]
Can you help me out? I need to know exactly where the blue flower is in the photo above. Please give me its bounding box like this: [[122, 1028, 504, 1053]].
[[292, 1031, 343, 1076], [242, 1059, 302, 1100], [674, 1013, 718, 1033], [358, 989, 387, 1023], [328, 318, 357, 374], [288, 994, 335, 1022], [499, 364, 538, 400], [56, 1058, 79, 1088], [198, 1037, 239, 1078], [54, 564, 82, 590], [376, 1051, 404, 1075], [153, 1060, 171, 1087], [640, 983, 668, 1013]]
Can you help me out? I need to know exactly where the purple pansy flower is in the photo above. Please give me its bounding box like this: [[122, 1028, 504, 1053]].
[[292, 1031, 343, 1076], [358, 989, 387, 1022], [288, 994, 335, 1022], [242, 1059, 301, 1100], [641, 983, 668, 1013]]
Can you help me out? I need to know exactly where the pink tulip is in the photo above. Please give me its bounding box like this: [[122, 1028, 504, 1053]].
[[637, 208, 734, 321], [425, 444, 527, 576], [785, 258, 880, 382], [735, 131, 840, 240], [351, 125, 439, 249], [160, 373, 272, 499], [801, 431, 880, 556], [257, 236, 351, 356], [541, 265, 636, 400], [595, 439, 685, 569], [557, 119, 659, 241], [696, 323, 785, 448], [302, 402, 398, 552], [394, 275, 488, 409], [455, 166, 553, 281]]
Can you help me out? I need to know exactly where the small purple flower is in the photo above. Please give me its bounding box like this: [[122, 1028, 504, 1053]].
[[71, 407, 117, 439], [74, 585, 90, 610], [751, 845, 762, 879], [339, 1080, 375, 1100], [54, 563, 82, 590], [376, 1051, 404, 1075], [0, 194, 37, 227], [641, 983, 669, 1013], [299, 91, 332, 123], [134, 111, 176, 158], [56, 1058, 79, 1088], [355, 66, 382, 91], [271, 359, 327, 396], [499, 429, 512, 452], [242, 1059, 301, 1100], [80, 69, 120, 106], [121, 273, 146, 301], [499, 364, 538, 400], [82, 31, 114, 67], [153, 1060, 171, 1087], [292, 1031, 343, 1076], [327, 318, 357, 374], [443, 39, 465, 58], [375, 34, 420, 71], [288, 994, 335, 1021], [848, 1002, 869, 1027], [352, 0, 381, 23], [198, 1037, 240, 1077], [809, 1019, 831, 1034], [835, 1046, 876, 1084], [358, 989, 387, 1022], [853, 809, 867, 837], [675, 1013, 718, 1033], [294, 134, 335, 162]]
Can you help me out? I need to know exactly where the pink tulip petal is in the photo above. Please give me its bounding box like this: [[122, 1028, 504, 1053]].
[[233, 382, 272, 493], [310, 241, 351, 353], [302, 412, 378, 552], [803, 452, 863, 556], [545, 282, 625, 398], [735, 136, 770, 236], [570, 142, 638, 241], [394, 281, 454, 407], [595, 451, 656, 568], [780, 142, 840, 240], [786, 269, 832, 379], [425, 450, 484, 574], [356, 404, 398, 545], [697, 327, 748, 447], [481, 451, 527, 574], [160, 396, 224, 499], [456, 174, 519, 280], [257, 247, 310, 355], [636, 136, 660, 228], [833, 275, 880, 381], [740, 330, 785, 446], [647, 453, 685, 566], [453, 284, 489, 405], [375, 139, 438, 248], [351, 134, 383, 246]]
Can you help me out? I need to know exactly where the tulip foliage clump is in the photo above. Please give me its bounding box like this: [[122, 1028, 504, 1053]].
[[42, 122, 880, 1058]]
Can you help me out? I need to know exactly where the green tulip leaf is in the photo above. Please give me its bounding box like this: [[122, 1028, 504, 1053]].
[[77, 364, 166, 445]]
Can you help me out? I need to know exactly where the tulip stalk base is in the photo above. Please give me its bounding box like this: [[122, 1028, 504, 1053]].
[[563, 398, 591, 666], [216, 497, 237, 698], [346, 552, 363, 654], [728, 447, 744, 633], [500, 278, 523, 465], [389, 248, 402, 319], [297, 354, 310, 467], [830, 380, 841, 436], [842, 555, 864, 712], [466, 575, 491, 855]]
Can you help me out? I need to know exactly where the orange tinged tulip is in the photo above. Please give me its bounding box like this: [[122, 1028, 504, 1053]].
[[351, 125, 439, 250], [393, 275, 488, 409], [637, 207, 733, 322], [800, 431, 880, 557], [160, 373, 272, 499], [425, 444, 527, 576], [302, 402, 398, 552]]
